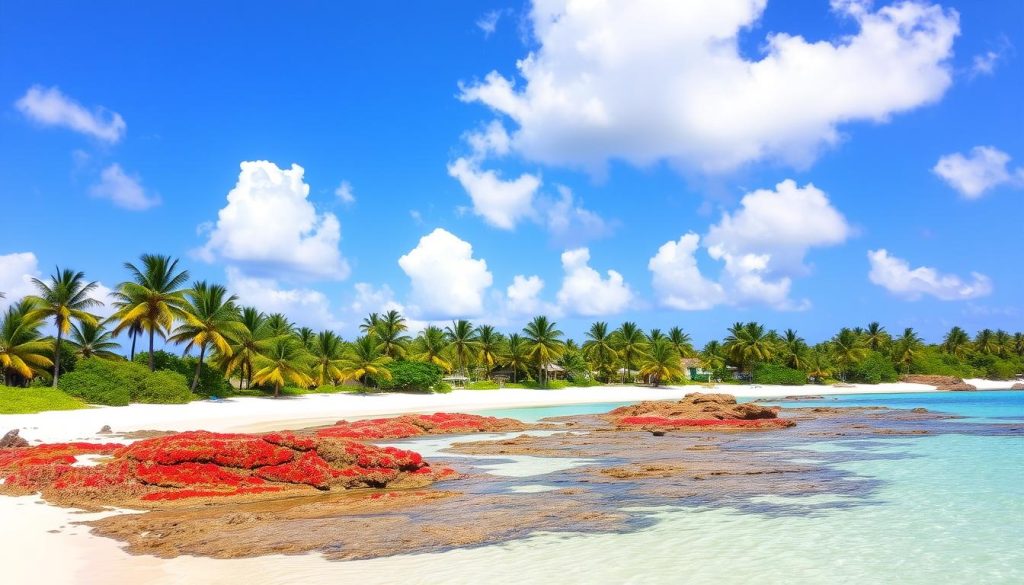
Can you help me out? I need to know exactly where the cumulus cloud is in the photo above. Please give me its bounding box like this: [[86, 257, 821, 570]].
[[459, 0, 959, 172], [932, 146, 1023, 198], [504, 274, 559, 316], [649, 180, 849, 310], [477, 9, 506, 37], [556, 248, 633, 316], [226, 268, 343, 330], [89, 164, 160, 210], [867, 249, 992, 301], [15, 85, 126, 143], [197, 161, 350, 281], [543, 185, 613, 246], [447, 157, 541, 230], [398, 228, 493, 318], [0, 252, 41, 309], [648, 234, 724, 310], [335, 180, 356, 205]]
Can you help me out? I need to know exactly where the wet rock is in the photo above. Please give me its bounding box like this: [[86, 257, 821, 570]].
[[0, 429, 29, 448], [901, 375, 977, 391], [98, 425, 112, 434], [606, 393, 792, 431], [1011, 383, 1024, 390]]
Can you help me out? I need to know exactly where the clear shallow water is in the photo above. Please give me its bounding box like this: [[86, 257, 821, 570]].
[[336, 391, 1022, 584]]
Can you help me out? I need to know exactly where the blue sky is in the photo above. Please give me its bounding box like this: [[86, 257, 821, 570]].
[[1, 0, 1022, 345]]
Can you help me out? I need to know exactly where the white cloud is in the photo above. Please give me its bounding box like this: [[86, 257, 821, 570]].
[[556, 248, 632, 316], [648, 233, 724, 310], [349, 282, 429, 334], [334, 180, 356, 205], [504, 274, 559, 316], [447, 157, 540, 230], [543, 185, 613, 245], [226, 268, 343, 330], [867, 249, 992, 301], [89, 164, 161, 210], [476, 9, 504, 37], [197, 161, 350, 281], [398, 228, 493, 318], [932, 146, 1023, 198], [648, 180, 848, 310], [15, 85, 126, 143], [0, 252, 41, 310], [459, 0, 958, 172]]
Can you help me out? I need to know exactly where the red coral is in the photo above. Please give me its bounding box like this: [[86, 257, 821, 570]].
[[315, 413, 524, 440], [255, 452, 335, 489], [135, 462, 263, 488], [262, 431, 317, 451], [119, 431, 295, 468]]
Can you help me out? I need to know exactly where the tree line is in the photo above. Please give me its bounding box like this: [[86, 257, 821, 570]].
[[2, 254, 1022, 396]]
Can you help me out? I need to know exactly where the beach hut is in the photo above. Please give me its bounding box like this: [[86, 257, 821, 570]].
[[442, 374, 469, 388], [681, 358, 710, 382]]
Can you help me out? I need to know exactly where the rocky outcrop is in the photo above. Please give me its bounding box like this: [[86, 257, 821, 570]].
[[606, 393, 794, 431], [0, 429, 29, 448], [1011, 383, 1024, 390], [900, 375, 977, 391], [316, 412, 528, 439]]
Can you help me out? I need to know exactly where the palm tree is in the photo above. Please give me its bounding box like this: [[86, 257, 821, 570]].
[[374, 310, 410, 359], [523, 315, 564, 387], [264, 313, 294, 337], [360, 313, 382, 336], [612, 322, 647, 383], [26, 267, 102, 385], [831, 328, 868, 381], [722, 321, 774, 373], [295, 326, 317, 349], [781, 329, 809, 370], [412, 325, 453, 372], [68, 320, 121, 360], [0, 300, 53, 385], [219, 307, 274, 390], [475, 324, 504, 377], [125, 319, 144, 361], [444, 320, 480, 377], [308, 330, 346, 386], [168, 281, 244, 392], [503, 333, 529, 383], [864, 322, 889, 352], [993, 330, 1012, 358], [639, 339, 683, 386], [893, 327, 923, 373], [974, 329, 998, 355], [667, 326, 696, 358], [806, 350, 833, 384], [941, 326, 972, 359], [648, 328, 665, 343], [252, 337, 312, 398], [342, 336, 393, 387], [583, 322, 618, 382], [1013, 333, 1024, 358], [111, 254, 190, 372], [700, 340, 726, 378]]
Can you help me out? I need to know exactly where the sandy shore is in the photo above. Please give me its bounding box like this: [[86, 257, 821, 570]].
[[0, 381, 957, 444]]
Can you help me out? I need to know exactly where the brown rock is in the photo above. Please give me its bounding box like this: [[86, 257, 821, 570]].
[[98, 425, 112, 434], [1010, 383, 1024, 390], [0, 429, 29, 448], [606, 392, 780, 421], [901, 375, 977, 391]]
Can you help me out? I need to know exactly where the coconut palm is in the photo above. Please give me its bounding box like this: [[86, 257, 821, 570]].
[[124, 319, 144, 361], [475, 324, 504, 376], [360, 313, 381, 335], [941, 326, 972, 359], [831, 328, 869, 381], [667, 326, 696, 358], [523, 315, 564, 387], [974, 329, 998, 355], [722, 321, 775, 373], [1013, 332, 1024, 357], [374, 310, 410, 359], [68, 320, 121, 360], [264, 313, 294, 337], [864, 322, 889, 352], [893, 327, 923, 373], [308, 330, 347, 386], [806, 350, 833, 384], [639, 339, 683, 386], [342, 335, 393, 386], [252, 337, 312, 398], [295, 327, 317, 350], [993, 330, 1012, 358], [0, 300, 53, 385], [218, 307, 274, 390], [648, 328, 665, 343], [25, 267, 102, 385], [444, 320, 480, 377], [612, 322, 647, 383], [503, 333, 529, 383], [781, 329, 809, 370], [111, 254, 190, 372], [700, 340, 726, 375], [412, 325, 453, 372], [168, 282, 244, 392], [583, 321, 618, 382]]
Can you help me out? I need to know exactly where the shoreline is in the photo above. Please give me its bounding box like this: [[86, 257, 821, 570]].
[[1, 380, 1015, 444]]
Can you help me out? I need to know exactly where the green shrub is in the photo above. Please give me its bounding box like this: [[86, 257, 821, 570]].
[[134, 351, 231, 397], [851, 351, 898, 384], [467, 380, 501, 390], [911, 348, 977, 378], [58, 358, 137, 406], [969, 355, 1022, 380], [135, 370, 192, 404], [376, 361, 443, 393], [0, 385, 88, 414], [433, 381, 453, 394], [753, 363, 807, 385]]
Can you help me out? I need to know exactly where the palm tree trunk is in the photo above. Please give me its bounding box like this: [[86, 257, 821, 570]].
[[191, 343, 206, 392], [52, 327, 63, 387], [148, 329, 156, 371], [274, 382, 280, 398], [130, 330, 137, 361]]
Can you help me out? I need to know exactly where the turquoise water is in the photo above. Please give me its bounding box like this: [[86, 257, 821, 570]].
[[340, 391, 1023, 584]]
